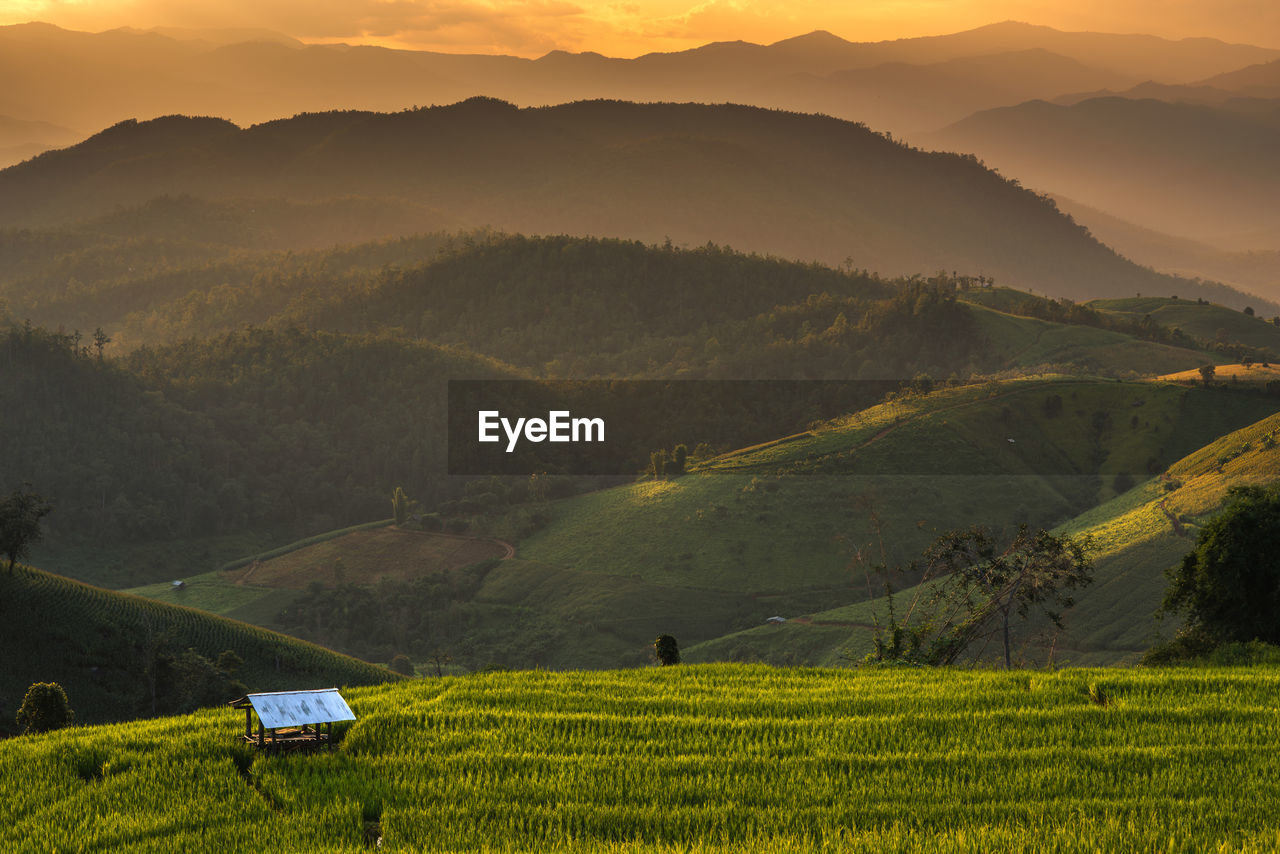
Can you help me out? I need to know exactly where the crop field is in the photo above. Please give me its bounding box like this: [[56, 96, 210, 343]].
[[3, 664, 1280, 852]]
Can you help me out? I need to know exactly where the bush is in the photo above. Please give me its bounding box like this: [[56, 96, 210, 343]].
[[654, 634, 680, 666], [16, 682, 74, 734], [389, 654, 415, 676]]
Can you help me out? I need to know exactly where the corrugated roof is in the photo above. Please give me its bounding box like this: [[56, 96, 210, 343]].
[[245, 689, 356, 729]]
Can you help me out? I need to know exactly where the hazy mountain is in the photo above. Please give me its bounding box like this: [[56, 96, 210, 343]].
[[751, 49, 1137, 136], [1051, 195, 1280, 300], [931, 96, 1280, 249], [1, 21, 1275, 137], [1200, 58, 1280, 94], [1052, 57, 1280, 111], [0, 114, 81, 168], [0, 98, 1250, 304]]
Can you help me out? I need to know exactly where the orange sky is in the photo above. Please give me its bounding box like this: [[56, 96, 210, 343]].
[[0, 0, 1277, 57]]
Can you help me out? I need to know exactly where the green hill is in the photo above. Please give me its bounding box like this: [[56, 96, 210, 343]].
[[689, 392, 1280, 667], [2, 664, 1279, 851], [0, 562, 395, 731], [133, 376, 1279, 670], [1089, 296, 1280, 352]]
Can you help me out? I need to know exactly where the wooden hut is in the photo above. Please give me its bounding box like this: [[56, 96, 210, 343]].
[[230, 688, 356, 752]]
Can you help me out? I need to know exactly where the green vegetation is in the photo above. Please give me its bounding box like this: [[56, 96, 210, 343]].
[[2, 665, 1280, 851], [1162, 485, 1280, 648], [1090, 296, 1280, 354], [0, 562, 395, 730], [14, 682, 73, 734]]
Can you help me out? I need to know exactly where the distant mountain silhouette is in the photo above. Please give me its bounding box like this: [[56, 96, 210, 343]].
[[0, 98, 1257, 303], [931, 96, 1280, 249], [1, 21, 1275, 137]]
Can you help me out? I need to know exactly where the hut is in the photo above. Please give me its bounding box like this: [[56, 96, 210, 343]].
[[230, 688, 356, 752]]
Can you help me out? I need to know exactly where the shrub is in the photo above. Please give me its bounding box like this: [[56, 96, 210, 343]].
[[16, 682, 74, 734], [389, 654, 415, 676], [654, 635, 680, 666]]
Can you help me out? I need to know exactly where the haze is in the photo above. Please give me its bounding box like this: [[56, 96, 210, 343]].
[[1, 0, 1277, 56]]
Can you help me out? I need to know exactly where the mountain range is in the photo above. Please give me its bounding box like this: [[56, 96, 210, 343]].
[[1, 20, 1276, 163], [2, 99, 1269, 310]]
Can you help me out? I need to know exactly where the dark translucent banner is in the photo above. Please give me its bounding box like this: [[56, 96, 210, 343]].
[[447, 379, 898, 475]]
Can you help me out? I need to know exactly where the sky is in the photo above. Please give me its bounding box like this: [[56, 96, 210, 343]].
[[0, 0, 1276, 57]]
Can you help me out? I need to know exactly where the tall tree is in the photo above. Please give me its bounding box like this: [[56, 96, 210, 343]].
[[0, 485, 53, 573]]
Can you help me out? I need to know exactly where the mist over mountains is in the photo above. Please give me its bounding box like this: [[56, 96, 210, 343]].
[[1, 19, 1275, 152], [0, 98, 1259, 308], [932, 95, 1280, 251]]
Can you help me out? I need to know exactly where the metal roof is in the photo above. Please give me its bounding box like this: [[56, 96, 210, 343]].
[[244, 689, 356, 729]]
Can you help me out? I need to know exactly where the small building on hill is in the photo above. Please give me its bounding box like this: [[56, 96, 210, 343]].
[[230, 688, 356, 752]]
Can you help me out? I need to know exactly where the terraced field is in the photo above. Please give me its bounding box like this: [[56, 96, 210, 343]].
[[3, 664, 1279, 852]]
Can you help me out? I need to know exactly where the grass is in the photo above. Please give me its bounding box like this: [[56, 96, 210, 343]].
[[965, 302, 1222, 375], [706, 403, 1280, 670], [1090, 296, 1280, 352], [3, 664, 1280, 852]]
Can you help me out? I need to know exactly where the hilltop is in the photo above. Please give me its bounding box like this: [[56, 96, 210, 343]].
[[0, 100, 1247, 304], [1089, 296, 1280, 351]]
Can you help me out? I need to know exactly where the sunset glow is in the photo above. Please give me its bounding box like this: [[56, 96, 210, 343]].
[[0, 0, 1276, 57]]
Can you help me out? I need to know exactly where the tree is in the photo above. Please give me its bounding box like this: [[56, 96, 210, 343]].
[[0, 485, 53, 573], [92, 327, 111, 358], [869, 526, 1094, 668], [670, 444, 688, 475], [920, 526, 1094, 667], [1164, 485, 1280, 646], [654, 634, 680, 665], [389, 654, 415, 676], [1199, 364, 1216, 386], [16, 682, 73, 734], [391, 487, 412, 526]]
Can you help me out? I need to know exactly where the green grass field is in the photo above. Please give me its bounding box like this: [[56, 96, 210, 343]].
[[3, 664, 1279, 852], [965, 301, 1222, 375], [1090, 296, 1280, 352]]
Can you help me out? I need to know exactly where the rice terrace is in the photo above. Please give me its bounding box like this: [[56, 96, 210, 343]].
[[5, 666, 1280, 852], [4, 4, 1280, 852]]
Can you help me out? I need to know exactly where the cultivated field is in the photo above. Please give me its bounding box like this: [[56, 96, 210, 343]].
[[3, 664, 1279, 852]]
